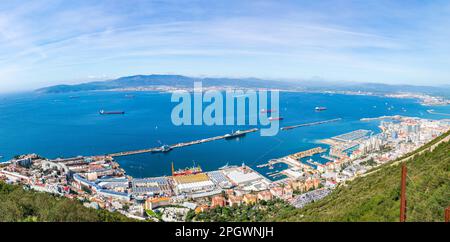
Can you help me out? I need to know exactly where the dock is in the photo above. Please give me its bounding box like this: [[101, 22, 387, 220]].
[[108, 128, 259, 157], [303, 158, 322, 167], [321, 155, 336, 162], [281, 118, 342, 131], [257, 159, 283, 169], [360, 115, 402, 121]]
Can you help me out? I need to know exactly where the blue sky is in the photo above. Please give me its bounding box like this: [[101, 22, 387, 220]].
[[1, 0, 450, 92]]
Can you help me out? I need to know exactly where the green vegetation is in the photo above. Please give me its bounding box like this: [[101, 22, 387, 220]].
[[0, 182, 134, 222], [1, 132, 448, 222], [146, 209, 162, 220], [276, 133, 450, 222], [190, 132, 450, 222], [186, 199, 296, 222], [360, 158, 377, 167]]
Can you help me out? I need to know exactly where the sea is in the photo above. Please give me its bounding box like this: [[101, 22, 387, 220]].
[[1, 91, 449, 179]]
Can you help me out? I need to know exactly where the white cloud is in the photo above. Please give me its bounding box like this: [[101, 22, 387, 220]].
[[1, 0, 450, 92]]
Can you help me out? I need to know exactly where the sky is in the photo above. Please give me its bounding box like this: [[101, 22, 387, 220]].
[[1, 0, 450, 92]]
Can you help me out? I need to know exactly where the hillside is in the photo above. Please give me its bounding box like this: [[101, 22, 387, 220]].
[[276, 132, 450, 222], [189, 132, 450, 222], [0, 182, 134, 222], [35, 74, 449, 95], [36, 75, 297, 93]]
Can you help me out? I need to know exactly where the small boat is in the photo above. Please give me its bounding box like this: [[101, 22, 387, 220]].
[[315, 107, 327, 111], [260, 109, 276, 113], [268, 117, 284, 121]]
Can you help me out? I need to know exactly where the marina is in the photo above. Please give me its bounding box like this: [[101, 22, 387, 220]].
[[331, 129, 372, 142], [303, 158, 316, 167], [321, 155, 336, 162], [257, 147, 327, 173]]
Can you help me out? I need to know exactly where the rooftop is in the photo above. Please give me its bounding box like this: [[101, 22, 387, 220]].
[[172, 173, 210, 184], [225, 169, 262, 185]]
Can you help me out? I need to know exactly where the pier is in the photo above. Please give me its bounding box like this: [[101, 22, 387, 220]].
[[108, 128, 259, 157], [427, 109, 450, 116], [257, 147, 326, 170], [303, 158, 322, 167], [360, 115, 402, 121], [281, 118, 342, 131], [321, 155, 336, 162], [257, 159, 284, 169]]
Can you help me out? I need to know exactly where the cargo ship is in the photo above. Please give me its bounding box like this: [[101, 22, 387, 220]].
[[171, 162, 202, 176], [99, 110, 125, 115], [315, 106, 327, 111], [268, 117, 284, 121], [224, 130, 246, 140]]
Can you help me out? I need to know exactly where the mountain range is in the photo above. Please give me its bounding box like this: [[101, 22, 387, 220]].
[[36, 74, 450, 96]]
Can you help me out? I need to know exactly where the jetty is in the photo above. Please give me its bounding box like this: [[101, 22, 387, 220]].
[[321, 155, 336, 162], [427, 109, 450, 116], [108, 128, 258, 157], [257, 159, 284, 169], [281, 118, 342, 131], [360, 115, 402, 121]]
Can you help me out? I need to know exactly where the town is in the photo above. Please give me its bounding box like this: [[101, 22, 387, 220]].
[[1, 116, 449, 221]]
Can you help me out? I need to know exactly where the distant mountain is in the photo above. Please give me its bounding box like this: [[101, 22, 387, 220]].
[[36, 74, 450, 95], [36, 75, 297, 93]]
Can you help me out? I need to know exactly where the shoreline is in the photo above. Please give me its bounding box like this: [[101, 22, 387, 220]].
[[11, 84, 447, 107], [1, 115, 449, 221]]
